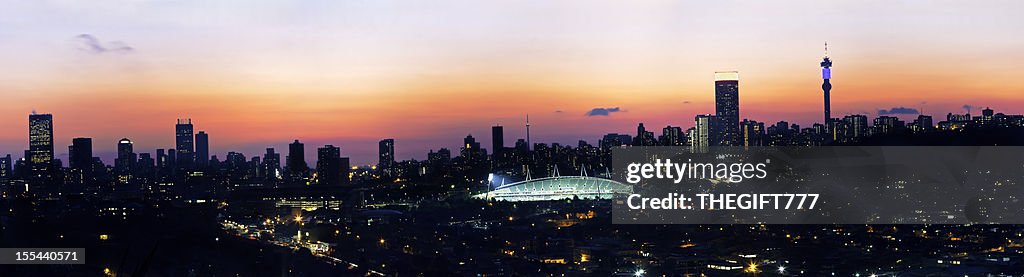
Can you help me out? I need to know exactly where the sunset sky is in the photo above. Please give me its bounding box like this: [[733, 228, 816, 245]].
[[2, 0, 1024, 164]]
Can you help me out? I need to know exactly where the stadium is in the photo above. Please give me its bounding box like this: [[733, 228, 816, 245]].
[[476, 173, 633, 202]]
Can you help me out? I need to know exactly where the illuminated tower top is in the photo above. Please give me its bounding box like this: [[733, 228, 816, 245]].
[[820, 42, 832, 79]]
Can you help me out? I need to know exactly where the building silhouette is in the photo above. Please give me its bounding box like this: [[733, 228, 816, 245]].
[[634, 123, 656, 146], [492, 125, 504, 157], [196, 131, 209, 168], [261, 148, 280, 185], [715, 71, 740, 146], [462, 134, 482, 160], [28, 113, 54, 180], [379, 139, 395, 176], [740, 119, 765, 147], [316, 145, 342, 186], [660, 126, 684, 146], [69, 137, 93, 171], [286, 139, 308, 181], [115, 138, 135, 185], [175, 118, 195, 170]]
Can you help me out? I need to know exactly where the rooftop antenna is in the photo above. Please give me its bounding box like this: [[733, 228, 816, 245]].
[[824, 41, 829, 57]]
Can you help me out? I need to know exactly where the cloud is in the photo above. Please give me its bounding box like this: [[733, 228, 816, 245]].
[[962, 104, 974, 112], [877, 107, 919, 115], [585, 107, 621, 117], [74, 34, 134, 54], [682, 100, 691, 104]]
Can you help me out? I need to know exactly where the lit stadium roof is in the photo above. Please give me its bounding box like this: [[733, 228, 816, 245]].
[[476, 176, 632, 202]]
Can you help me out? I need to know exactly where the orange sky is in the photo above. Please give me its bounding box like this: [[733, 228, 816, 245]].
[[2, 1, 1024, 164]]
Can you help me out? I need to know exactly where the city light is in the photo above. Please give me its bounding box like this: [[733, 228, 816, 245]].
[[745, 262, 759, 273], [778, 266, 786, 274], [634, 268, 645, 277]]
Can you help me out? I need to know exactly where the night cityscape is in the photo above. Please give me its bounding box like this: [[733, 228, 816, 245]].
[[5, 48, 1024, 275], [4, 1, 1024, 276]]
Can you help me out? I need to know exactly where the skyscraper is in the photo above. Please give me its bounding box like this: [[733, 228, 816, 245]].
[[195, 131, 209, 168], [491, 125, 504, 157], [692, 114, 715, 153], [28, 113, 54, 178], [69, 137, 93, 171], [379, 139, 394, 176], [175, 118, 194, 169], [286, 139, 308, 180], [115, 138, 135, 185], [316, 145, 342, 186], [715, 71, 740, 146], [821, 42, 833, 126]]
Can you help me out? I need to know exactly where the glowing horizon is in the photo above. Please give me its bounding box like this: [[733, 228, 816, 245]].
[[2, 0, 1024, 164]]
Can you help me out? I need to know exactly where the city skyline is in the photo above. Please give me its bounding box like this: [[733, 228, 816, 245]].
[[4, 1, 1024, 163]]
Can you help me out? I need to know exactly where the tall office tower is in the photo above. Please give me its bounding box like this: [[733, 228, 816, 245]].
[[316, 145, 342, 186], [115, 138, 135, 184], [714, 71, 740, 146], [286, 140, 308, 179], [491, 125, 504, 157], [378, 139, 395, 176], [195, 131, 209, 168], [69, 137, 93, 171], [0, 154, 11, 180], [692, 115, 715, 153], [821, 42, 833, 127], [28, 113, 54, 178], [262, 148, 281, 182], [175, 118, 194, 169]]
